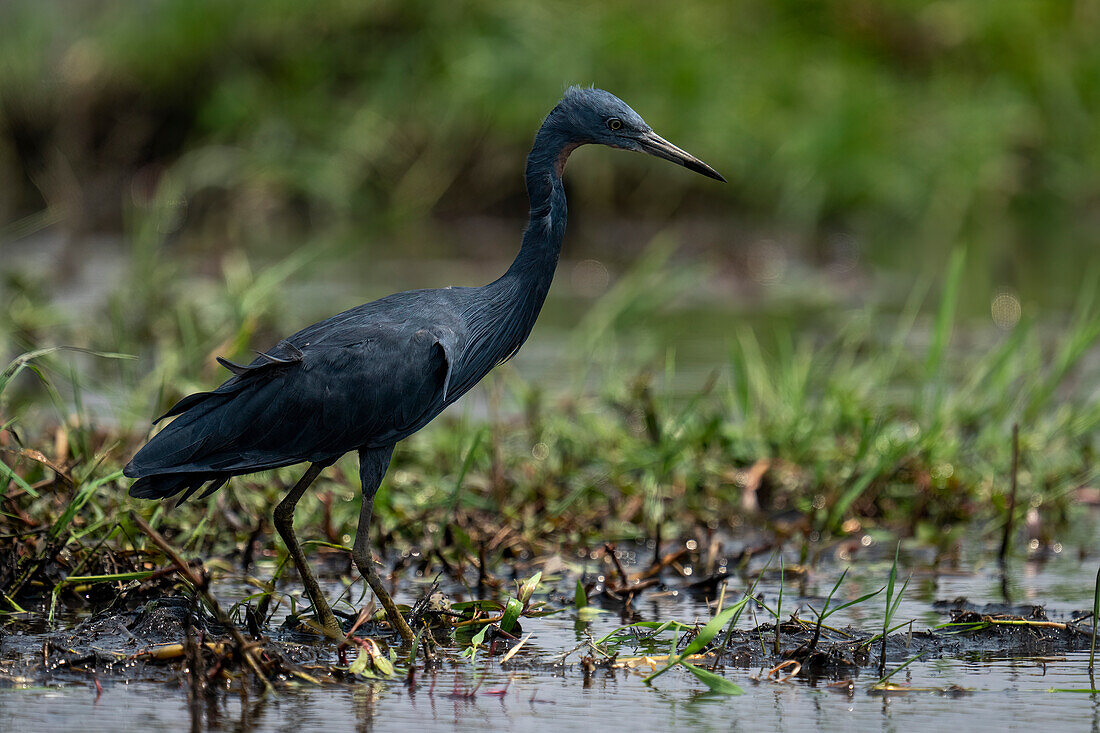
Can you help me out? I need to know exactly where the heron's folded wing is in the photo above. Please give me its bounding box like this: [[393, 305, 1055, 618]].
[[126, 325, 454, 477]]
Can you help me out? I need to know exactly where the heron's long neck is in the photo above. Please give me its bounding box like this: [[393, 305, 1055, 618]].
[[446, 121, 578, 397], [476, 125, 574, 352], [503, 129, 571, 302]]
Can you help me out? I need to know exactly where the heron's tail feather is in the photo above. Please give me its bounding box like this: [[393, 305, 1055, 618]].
[[124, 340, 318, 504], [128, 472, 229, 504], [129, 473, 189, 499]]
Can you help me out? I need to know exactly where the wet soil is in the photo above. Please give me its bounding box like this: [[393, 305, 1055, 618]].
[[4, 524, 1100, 732], [2, 544, 1097, 685]]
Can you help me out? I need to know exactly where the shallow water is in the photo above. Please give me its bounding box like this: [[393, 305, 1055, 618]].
[[6, 658, 1099, 733], [4, 527, 1100, 732]]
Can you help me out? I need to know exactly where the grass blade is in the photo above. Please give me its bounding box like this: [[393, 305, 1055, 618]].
[[680, 661, 743, 695], [644, 596, 750, 683]]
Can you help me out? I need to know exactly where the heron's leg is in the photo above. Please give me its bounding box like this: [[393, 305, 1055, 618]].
[[273, 462, 343, 640], [352, 446, 414, 644]]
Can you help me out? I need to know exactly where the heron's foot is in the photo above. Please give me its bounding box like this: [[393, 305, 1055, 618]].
[[361, 564, 416, 645], [386, 604, 416, 646], [317, 607, 345, 642], [293, 604, 345, 641]]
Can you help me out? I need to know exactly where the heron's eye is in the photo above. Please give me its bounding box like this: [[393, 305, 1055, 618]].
[[607, 118, 623, 131]]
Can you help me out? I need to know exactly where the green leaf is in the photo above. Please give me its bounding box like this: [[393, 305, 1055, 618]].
[[595, 620, 693, 646], [680, 661, 743, 695], [872, 650, 928, 688], [0, 458, 39, 498], [450, 599, 503, 613], [461, 624, 490, 663], [684, 596, 751, 657], [576, 606, 609, 621], [49, 471, 124, 540], [644, 596, 750, 683], [574, 579, 587, 609], [0, 347, 134, 401], [371, 648, 395, 677], [517, 571, 542, 605], [448, 428, 486, 512], [348, 640, 396, 678], [348, 647, 372, 676], [820, 586, 885, 621], [501, 597, 523, 633], [925, 245, 965, 379]]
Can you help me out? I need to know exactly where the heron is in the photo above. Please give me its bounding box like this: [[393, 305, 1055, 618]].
[[124, 86, 723, 644]]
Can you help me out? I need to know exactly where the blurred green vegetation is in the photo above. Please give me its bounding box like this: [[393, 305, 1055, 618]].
[[1, 0, 1098, 303], [1, 0, 1099, 559]]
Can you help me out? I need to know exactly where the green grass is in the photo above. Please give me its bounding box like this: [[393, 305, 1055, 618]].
[[1, 235, 1099, 586], [643, 595, 751, 694], [873, 544, 911, 676]]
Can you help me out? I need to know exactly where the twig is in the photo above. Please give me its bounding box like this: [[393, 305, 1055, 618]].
[[131, 512, 275, 695], [604, 543, 629, 588], [998, 423, 1020, 566]]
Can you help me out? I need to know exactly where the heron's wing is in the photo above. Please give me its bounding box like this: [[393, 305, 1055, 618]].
[[126, 323, 457, 478], [153, 340, 307, 423]]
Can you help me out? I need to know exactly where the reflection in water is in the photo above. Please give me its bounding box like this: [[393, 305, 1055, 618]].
[[351, 684, 377, 733]]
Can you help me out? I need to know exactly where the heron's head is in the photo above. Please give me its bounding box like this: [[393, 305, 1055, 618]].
[[550, 86, 725, 182]]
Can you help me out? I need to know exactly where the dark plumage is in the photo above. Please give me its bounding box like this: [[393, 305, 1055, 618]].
[[125, 86, 723, 643]]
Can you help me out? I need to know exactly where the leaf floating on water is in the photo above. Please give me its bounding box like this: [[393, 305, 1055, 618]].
[[576, 606, 609, 621], [616, 653, 714, 670], [680, 661, 744, 695], [348, 647, 371, 677], [500, 633, 533, 664], [145, 642, 226, 661]]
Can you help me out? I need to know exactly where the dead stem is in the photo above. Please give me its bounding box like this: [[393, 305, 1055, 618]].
[[132, 512, 276, 695]]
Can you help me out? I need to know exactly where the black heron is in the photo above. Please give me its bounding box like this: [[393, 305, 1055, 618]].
[[124, 87, 723, 644]]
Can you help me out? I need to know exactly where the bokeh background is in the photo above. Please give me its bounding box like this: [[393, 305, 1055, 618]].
[[1, 0, 1098, 537], [4, 1, 1098, 271], [5, 3, 1099, 292]]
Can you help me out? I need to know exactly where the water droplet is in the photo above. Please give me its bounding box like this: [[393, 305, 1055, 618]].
[[991, 292, 1022, 330], [571, 259, 610, 296]]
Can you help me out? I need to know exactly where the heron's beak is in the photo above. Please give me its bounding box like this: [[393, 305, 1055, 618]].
[[637, 130, 725, 182]]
